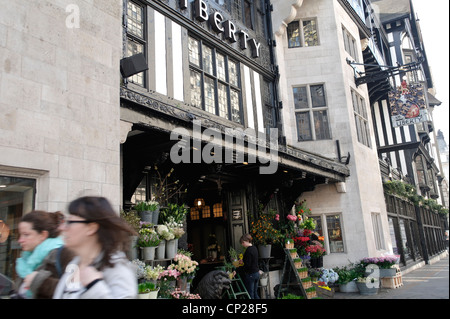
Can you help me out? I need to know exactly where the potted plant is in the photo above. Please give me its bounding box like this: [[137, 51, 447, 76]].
[[289, 248, 297, 259], [301, 277, 312, 289], [281, 293, 304, 299], [293, 258, 303, 269], [158, 268, 181, 298], [306, 242, 326, 268], [334, 266, 359, 293], [168, 252, 199, 292], [308, 268, 322, 282], [305, 286, 317, 299], [250, 209, 281, 258], [361, 256, 399, 278], [356, 276, 379, 295], [297, 267, 308, 279], [120, 210, 141, 260], [134, 201, 159, 223], [138, 281, 159, 299], [259, 272, 269, 287], [285, 238, 294, 249], [137, 224, 160, 261], [156, 224, 175, 259]]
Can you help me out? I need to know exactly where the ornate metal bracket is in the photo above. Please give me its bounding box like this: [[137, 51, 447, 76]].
[[346, 56, 425, 87]]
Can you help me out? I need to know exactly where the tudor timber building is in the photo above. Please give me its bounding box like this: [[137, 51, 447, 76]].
[[119, 0, 350, 265]]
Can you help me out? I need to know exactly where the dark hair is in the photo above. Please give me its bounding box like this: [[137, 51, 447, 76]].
[[240, 234, 253, 244], [68, 196, 136, 269], [21, 210, 64, 238]]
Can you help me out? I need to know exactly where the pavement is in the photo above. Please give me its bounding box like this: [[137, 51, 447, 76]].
[[333, 252, 449, 299]]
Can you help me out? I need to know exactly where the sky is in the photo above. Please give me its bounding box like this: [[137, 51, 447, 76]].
[[411, 0, 450, 143]]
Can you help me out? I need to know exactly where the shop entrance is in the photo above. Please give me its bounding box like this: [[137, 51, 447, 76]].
[[186, 181, 248, 263]]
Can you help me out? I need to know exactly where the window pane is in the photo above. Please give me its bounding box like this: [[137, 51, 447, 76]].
[[188, 37, 200, 67], [0, 176, 36, 281], [303, 19, 318, 46], [293, 86, 308, 109], [217, 53, 226, 82], [229, 60, 239, 87], [313, 110, 330, 140], [287, 21, 301, 48], [326, 215, 344, 253], [126, 39, 144, 86], [203, 46, 213, 75], [204, 76, 216, 114], [310, 85, 326, 107], [310, 216, 323, 236], [218, 83, 229, 118], [190, 70, 202, 108], [296, 112, 312, 141], [230, 89, 241, 123], [127, 2, 144, 38]]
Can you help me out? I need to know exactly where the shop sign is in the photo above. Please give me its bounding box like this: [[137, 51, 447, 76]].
[[389, 81, 428, 128], [178, 0, 261, 58]]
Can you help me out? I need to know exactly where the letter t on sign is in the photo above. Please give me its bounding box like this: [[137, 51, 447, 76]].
[[195, 0, 208, 22]]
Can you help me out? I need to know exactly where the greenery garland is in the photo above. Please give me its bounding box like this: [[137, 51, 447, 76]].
[[383, 180, 448, 216]]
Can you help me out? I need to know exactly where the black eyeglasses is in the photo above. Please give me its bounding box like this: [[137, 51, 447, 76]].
[[64, 220, 92, 226]]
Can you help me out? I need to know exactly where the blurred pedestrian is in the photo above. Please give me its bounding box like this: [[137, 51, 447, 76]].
[[53, 196, 138, 299], [240, 234, 260, 299], [15, 210, 65, 298]]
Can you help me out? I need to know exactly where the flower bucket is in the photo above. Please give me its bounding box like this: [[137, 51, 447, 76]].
[[310, 256, 323, 268], [379, 268, 397, 278], [141, 246, 156, 261], [156, 239, 166, 260], [138, 292, 150, 299], [339, 280, 359, 293], [148, 288, 159, 299], [260, 276, 268, 287], [152, 207, 160, 225], [356, 282, 379, 295], [176, 277, 188, 291], [139, 211, 153, 223], [129, 235, 139, 260], [258, 245, 272, 259], [165, 239, 177, 259]]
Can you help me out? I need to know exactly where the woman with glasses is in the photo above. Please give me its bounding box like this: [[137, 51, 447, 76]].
[[53, 196, 137, 299], [15, 210, 67, 298]]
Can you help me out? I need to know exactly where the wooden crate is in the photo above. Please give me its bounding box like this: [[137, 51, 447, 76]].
[[313, 283, 335, 298], [381, 272, 403, 289]]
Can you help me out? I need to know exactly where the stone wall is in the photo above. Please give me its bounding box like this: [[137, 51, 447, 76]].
[[0, 0, 123, 212]]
